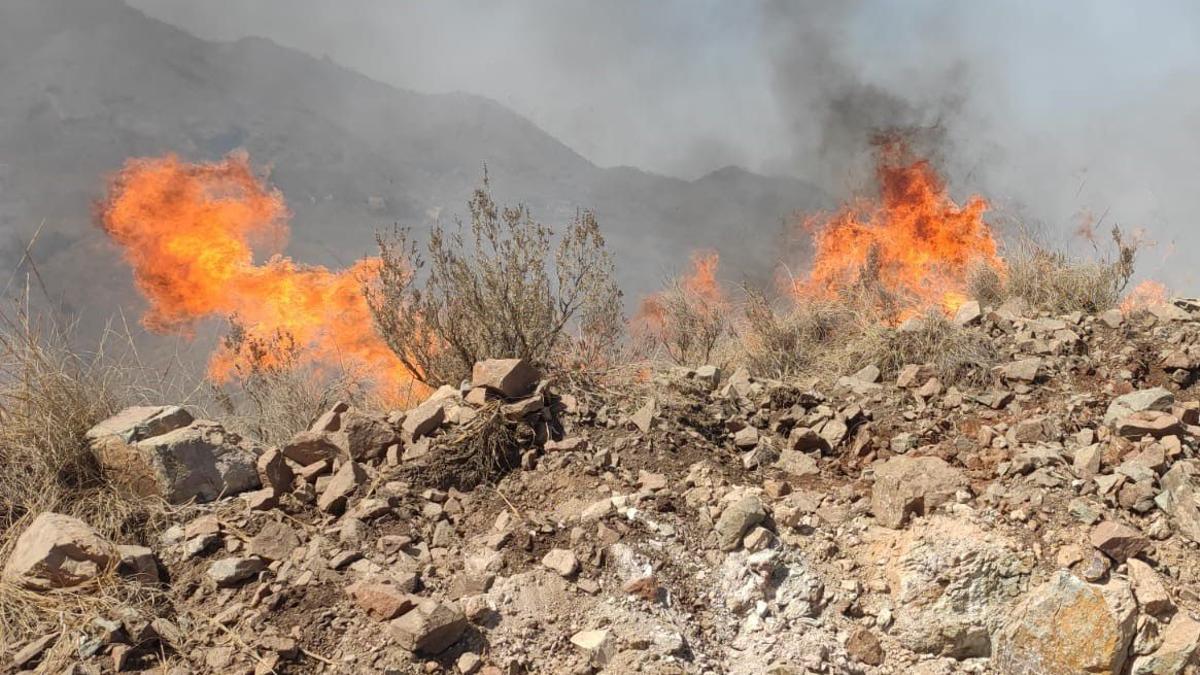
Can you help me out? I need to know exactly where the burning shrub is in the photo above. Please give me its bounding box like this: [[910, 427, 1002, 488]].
[[214, 319, 370, 443], [633, 252, 730, 367], [366, 179, 623, 388]]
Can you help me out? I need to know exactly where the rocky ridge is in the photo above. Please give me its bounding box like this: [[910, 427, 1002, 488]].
[[9, 302, 1200, 673]]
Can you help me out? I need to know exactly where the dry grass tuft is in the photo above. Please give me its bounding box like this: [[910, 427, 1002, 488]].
[[850, 312, 999, 386], [969, 226, 1137, 315]]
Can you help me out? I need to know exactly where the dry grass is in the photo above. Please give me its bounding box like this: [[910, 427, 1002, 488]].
[[968, 226, 1137, 314], [634, 278, 730, 368], [735, 288, 860, 379], [213, 320, 372, 444], [850, 312, 999, 386]]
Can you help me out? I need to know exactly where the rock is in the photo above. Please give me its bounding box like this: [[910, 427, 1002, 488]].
[[1150, 302, 1192, 322], [98, 420, 263, 504], [247, 520, 300, 561], [88, 405, 195, 446], [787, 427, 830, 453], [207, 557, 265, 587], [996, 357, 1042, 382], [402, 400, 445, 442], [714, 496, 766, 551], [846, 627, 885, 666], [255, 448, 293, 493], [1, 512, 117, 590], [1115, 411, 1183, 440], [541, 548, 580, 577], [318, 460, 366, 514], [629, 398, 657, 433], [994, 571, 1137, 675], [886, 516, 1027, 658], [1090, 521, 1149, 562], [310, 402, 347, 432], [544, 437, 588, 452], [1100, 309, 1124, 328], [242, 487, 277, 510], [282, 430, 341, 465], [1105, 387, 1175, 426], [471, 358, 540, 398], [776, 449, 819, 477], [953, 300, 982, 326], [871, 455, 967, 529], [693, 365, 721, 390], [116, 544, 159, 583], [388, 600, 467, 654], [336, 409, 398, 461], [733, 426, 760, 450], [457, 652, 482, 675], [346, 578, 420, 620], [1130, 614, 1200, 675], [570, 629, 615, 668], [1127, 558, 1173, 618], [1158, 462, 1200, 542]]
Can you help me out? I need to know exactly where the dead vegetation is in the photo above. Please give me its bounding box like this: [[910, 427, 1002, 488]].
[[367, 176, 624, 388], [969, 226, 1137, 314]]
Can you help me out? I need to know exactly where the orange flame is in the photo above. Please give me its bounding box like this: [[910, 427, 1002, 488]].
[[791, 139, 1002, 318], [99, 152, 416, 399], [1120, 279, 1168, 315], [632, 251, 726, 342]]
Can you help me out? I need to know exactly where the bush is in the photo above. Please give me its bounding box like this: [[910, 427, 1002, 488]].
[[634, 254, 730, 367], [214, 319, 366, 443], [850, 312, 998, 386], [968, 226, 1137, 314], [366, 178, 623, 388], [736, 288, 858, 379]]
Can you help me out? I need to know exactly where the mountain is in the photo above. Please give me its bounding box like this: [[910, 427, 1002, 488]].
[[0, 0, 825, 338]]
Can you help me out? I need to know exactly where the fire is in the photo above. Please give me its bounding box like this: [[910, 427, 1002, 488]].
[[791, 139, 1003, 318], [1121, 279, 1168, 314], [99, 152, 417, 399], [633, 251, 725, 336], [631, 251, 728, 359]]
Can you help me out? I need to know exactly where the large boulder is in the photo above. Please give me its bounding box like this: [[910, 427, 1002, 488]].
[[2, 512, 117, 590], [88, 409, 263, 504], [993, 571, 1137, 675], [884, 516, 1028, 658], [871, 455, 967, 528]]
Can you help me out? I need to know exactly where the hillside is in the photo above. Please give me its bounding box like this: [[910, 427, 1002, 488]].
[[0, 0, 824, 337], [8, 299, 1200, 672]]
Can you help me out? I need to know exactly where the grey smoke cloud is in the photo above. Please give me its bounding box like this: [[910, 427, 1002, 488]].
[[127, 0, 1200, 290]]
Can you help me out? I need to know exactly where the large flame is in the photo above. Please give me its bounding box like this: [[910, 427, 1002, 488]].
[[791, 139, 1003, 318], [99, 153, 415, 398]]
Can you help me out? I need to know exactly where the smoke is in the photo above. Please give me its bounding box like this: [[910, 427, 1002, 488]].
[[759, 0, 1200, 290]]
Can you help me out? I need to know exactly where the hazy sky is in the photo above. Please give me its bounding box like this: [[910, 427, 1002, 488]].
[[128, 0, 1200, 288]]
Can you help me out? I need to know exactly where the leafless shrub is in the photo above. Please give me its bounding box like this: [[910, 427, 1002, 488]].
[[366, 177, 623, 388]]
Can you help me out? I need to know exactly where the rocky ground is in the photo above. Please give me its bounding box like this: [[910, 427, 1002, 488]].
[[9, 299, 1200, 674]]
